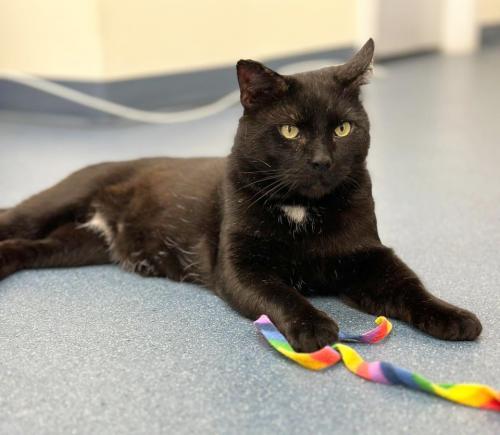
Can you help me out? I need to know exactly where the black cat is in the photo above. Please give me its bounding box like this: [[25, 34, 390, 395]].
[[0, 39, 482, 351]]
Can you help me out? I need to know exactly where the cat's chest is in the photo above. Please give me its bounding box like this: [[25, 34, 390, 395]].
[[241, 204, 330, 258], [245, 202, 358, 260], [275, 204, 327, 234], [280, 205, 308, 225]]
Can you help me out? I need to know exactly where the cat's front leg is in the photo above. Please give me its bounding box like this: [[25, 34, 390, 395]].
[[335, 247, 482, 340], [217, 262, 339, 352]]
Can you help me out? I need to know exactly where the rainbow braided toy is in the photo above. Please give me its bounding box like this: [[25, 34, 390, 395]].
[[254, 315, 500, 412]]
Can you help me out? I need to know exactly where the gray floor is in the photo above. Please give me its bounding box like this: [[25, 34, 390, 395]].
[[1, 48, 500, 435]]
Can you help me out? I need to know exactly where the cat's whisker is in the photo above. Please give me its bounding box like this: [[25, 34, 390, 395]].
[[243, 168, 301, 209], [243, 178, 284, 206], [249, 158, 272, 168], [247, 179, 290, 210], [242, 180, 283, 210], [240, 169, 281, 175], [233, 174, 284, 193], [263, 181, 290, 204]]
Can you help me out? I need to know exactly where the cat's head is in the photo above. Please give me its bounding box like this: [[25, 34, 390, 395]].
[[231, 39, 374, 201]]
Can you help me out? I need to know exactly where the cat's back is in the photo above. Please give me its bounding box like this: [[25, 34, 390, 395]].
[[87, 156, 227, 219], [129, 156, 227, 199], [116, 156, 226, 179]]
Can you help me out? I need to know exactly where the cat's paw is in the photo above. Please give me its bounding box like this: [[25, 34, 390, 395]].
[[283, 310, 339, 352], [415, 305, 482, 341]]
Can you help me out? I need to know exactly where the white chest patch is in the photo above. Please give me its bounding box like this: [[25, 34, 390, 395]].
[[281, 205, 307, 224], [82, 211, 113, 243]]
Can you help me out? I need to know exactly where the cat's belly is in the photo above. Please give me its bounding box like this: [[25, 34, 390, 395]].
[[81, 157, 225, 285], [82, 209, 189, 280]]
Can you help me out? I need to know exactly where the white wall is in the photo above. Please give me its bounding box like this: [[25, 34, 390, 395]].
[[1, 0, 499, 81], [356, 0, 441, 57], [0, 0, 356, 80], [478, 0, 500, 24], [357, 0, 493, 56], [99, 0, 356, 79], [441, 0, 479, 54], [0, 0, 103, 79]]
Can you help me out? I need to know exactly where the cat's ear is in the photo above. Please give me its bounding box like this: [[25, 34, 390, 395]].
[[335, 38, 374, 87], [236, 60, 288, 110]]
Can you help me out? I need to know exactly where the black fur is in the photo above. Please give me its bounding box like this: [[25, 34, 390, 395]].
[[0, 40, 482, 351]]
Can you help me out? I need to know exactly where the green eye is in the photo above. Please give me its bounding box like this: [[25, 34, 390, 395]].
[[334, 121, 351, 137], [279, 124, 300, 139]]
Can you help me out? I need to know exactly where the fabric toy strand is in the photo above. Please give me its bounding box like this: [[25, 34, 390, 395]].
[[254, 315, 500, 412]]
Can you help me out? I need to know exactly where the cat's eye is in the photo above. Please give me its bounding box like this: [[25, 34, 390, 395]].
[[279, 124, 300, 139], [334, 121, 352, 138]]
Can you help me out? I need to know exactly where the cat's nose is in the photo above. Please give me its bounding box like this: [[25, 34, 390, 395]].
[[310, 154, 333, 171]]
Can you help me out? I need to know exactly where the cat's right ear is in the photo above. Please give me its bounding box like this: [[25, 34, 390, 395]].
[[236, 60, 288, 111]]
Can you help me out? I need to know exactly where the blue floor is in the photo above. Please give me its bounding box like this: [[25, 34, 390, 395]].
[[1, 48, 499, 434]]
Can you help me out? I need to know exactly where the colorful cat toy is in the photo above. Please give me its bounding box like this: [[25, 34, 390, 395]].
[[254, 315, 500, 411]]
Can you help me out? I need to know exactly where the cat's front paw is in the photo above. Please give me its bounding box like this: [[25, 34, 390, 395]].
[[414, 304, 482, 341], [283, 310, 339, 352]]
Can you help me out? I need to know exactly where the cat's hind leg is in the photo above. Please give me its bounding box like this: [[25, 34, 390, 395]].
[[0, 223, 110, 280], [0, 161, 134, 242]]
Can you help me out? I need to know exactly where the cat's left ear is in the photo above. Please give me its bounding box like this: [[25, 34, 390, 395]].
[[335, 38, 374, 87], [236, 60, 288, 111]]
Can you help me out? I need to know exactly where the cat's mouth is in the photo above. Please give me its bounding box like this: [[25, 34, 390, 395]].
[[296, 175, 338, 199]]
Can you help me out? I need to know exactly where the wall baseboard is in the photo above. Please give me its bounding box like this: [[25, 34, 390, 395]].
[[2, 28, 498, 122], [0, 47, 353, 120], [481, 23, 500, 47]]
